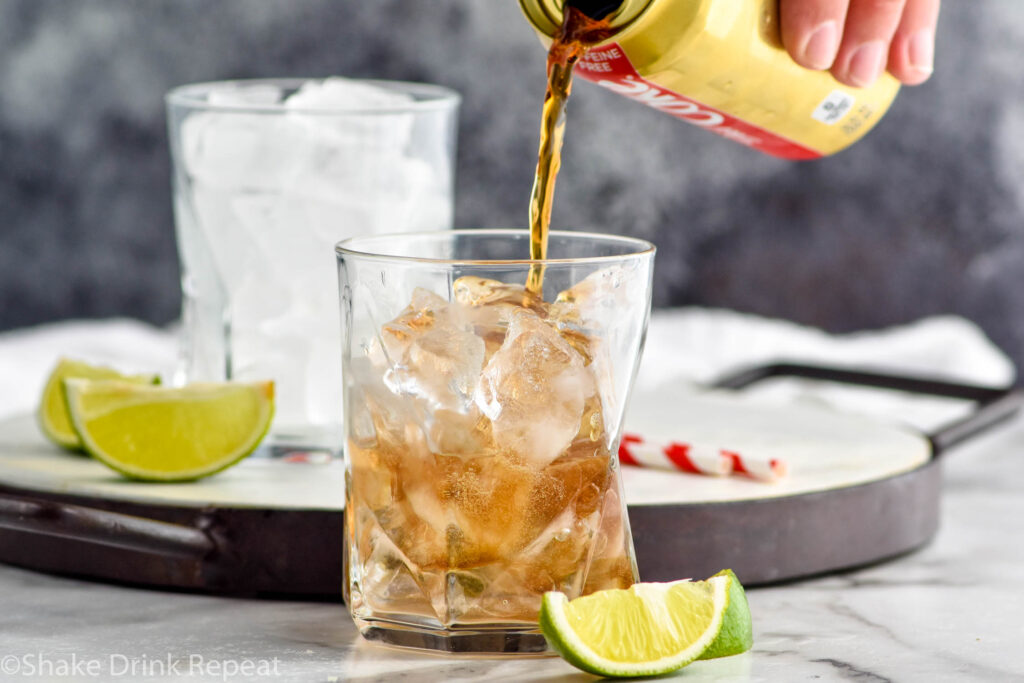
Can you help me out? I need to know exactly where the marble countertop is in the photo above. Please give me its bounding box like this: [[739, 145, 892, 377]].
[[2, 413, 1022, 682]]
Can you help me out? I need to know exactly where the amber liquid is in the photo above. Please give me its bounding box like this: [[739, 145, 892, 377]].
[[347, 12, 639, 640], [348, 277, 637, 631], [526, 7, 617, 295]]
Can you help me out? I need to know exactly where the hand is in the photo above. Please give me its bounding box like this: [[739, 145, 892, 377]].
[[780, 0, 940, 87]]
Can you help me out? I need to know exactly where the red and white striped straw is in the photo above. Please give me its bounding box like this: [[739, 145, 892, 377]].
[[619, 434, 731, 476], [618, 433, 787, 483], [723, 449, 788, 482]]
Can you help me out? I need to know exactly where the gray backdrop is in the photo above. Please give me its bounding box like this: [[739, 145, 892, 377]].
[[3, 1, 1024, 373]]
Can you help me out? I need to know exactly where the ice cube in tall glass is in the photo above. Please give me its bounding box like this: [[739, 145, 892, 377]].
[[166, 78, 459, 454]]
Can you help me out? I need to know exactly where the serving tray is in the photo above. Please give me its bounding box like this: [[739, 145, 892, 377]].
[[0, 364, 1017, 598]]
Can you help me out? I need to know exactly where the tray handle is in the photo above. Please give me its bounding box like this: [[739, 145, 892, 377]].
[[0, 493, 215, 560], [710, 362, 1023, 456]]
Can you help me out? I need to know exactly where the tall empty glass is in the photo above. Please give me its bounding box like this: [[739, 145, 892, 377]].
[[166, 78, 459, 454], [337, 230, 655, 654]]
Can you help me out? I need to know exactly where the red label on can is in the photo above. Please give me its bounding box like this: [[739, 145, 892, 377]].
[[576, 44, 822, 160]]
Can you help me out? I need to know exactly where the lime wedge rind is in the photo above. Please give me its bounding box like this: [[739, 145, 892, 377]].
[[699, 568, 753, 660], [64, 379, 274, 482], [541, 575, 731, 678]]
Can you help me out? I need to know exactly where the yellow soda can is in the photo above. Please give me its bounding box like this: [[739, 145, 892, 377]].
[[519, 0, 901, 159]]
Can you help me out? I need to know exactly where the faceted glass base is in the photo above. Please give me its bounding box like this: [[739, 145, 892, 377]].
[[354, 617, 554, 656]]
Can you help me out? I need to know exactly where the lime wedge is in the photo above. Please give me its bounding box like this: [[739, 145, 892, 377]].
[[64, 379, 274, 482], [540, 575, 731, 678], [699, 569, 753, 660], [37, 358, 159, 451]]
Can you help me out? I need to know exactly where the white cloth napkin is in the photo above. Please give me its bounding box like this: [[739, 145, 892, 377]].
[[0, 310, 1015, 432], [638, 308, 1014, 388], [0, 318, 178, 420], [635, 308, 1015, 433]]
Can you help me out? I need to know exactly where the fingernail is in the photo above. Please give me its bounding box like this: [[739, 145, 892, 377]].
[[908, 29, 934, 75], [802, 21, 839, 69], [847, 40, 886, 87]]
